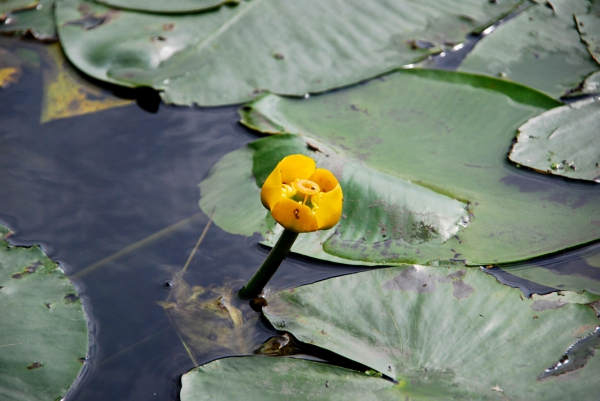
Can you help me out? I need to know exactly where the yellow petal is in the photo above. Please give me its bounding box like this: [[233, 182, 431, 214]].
[[313, 184, 343, 230], [278, 154, 316, 184], [271, 198, 319, 233], [260, 166, 283, 210], [308, 168, 339, 192]]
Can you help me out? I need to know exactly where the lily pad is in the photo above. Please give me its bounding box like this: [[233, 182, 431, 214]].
[[509, 97, 600, 182], [0, 225, 88, 400], [201, 69, 600, 265], [181, 357, 399, 401], [0, 0, 38, 18], [95, 0, 237, 14], [55, 0, 524, 106], [458, 0, 598, 98], [576, 7, 600, 65], [258, 265, 600, 400], [0, 0, 56, 40]]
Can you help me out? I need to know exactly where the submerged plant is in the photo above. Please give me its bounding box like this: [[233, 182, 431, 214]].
[[238, 154, 343, 299]]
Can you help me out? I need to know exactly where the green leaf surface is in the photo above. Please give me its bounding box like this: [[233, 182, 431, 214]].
[[0, 0, 56, 40], [509, 97, 600, 182], [576, 8, 600, 65], [458, 0, 598, 98], [181, 357, 399, 401], [55, 0, 523, 106], [215, 69, 600, 266], [94, 0, 237, 13], [0, 226, 88, 400], [260, 265, 600, 400], [0, 0, 38, 18]]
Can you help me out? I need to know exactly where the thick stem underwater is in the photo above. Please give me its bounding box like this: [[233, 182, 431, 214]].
[[238, 229, 299, 300]]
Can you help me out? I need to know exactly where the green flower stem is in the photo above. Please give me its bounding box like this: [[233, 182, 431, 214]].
[[238, 229, 299, 299]]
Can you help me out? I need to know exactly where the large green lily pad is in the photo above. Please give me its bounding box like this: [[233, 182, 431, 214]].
[[258, 265, 600, 400], [0, 226, 88, 400], [94, 0, 237, 13], [509, 97, 600, 182], [55, 0, 523, 106], [0, 0, 56, 40], [200, 69, 600, 265], [458, 0, 599, 98]]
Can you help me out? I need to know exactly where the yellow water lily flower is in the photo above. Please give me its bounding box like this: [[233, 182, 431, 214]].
[[261, 154, 343, 233]]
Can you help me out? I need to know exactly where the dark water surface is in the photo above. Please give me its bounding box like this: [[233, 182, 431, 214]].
[[2, 35, 600, 400], [0, 37, 366, 400]]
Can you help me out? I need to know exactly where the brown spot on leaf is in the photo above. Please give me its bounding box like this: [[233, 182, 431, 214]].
[[163, 23, 174, 31], [26, 362, 43, 370]]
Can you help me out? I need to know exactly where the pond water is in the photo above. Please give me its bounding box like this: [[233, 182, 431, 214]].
[[1, 35, 599, 400], [0, 37, 368, 400]]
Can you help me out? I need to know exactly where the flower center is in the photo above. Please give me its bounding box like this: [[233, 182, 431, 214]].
[[295, 179, 320, 196]]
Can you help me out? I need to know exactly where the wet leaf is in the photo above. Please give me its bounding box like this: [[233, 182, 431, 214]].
[[256, 265, 600, 400], [509, 97, 600, 182], [458, 0, 598, 98], [55, 0, 524, 106], [0, 0, 38, 18], [202, 69, 600, 266], [181, 357, 398, 401], [40, 43, 131, 123], [95, 0, 238, 13], [0, 0, 56, 40], [0, 225, 88, 400]]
